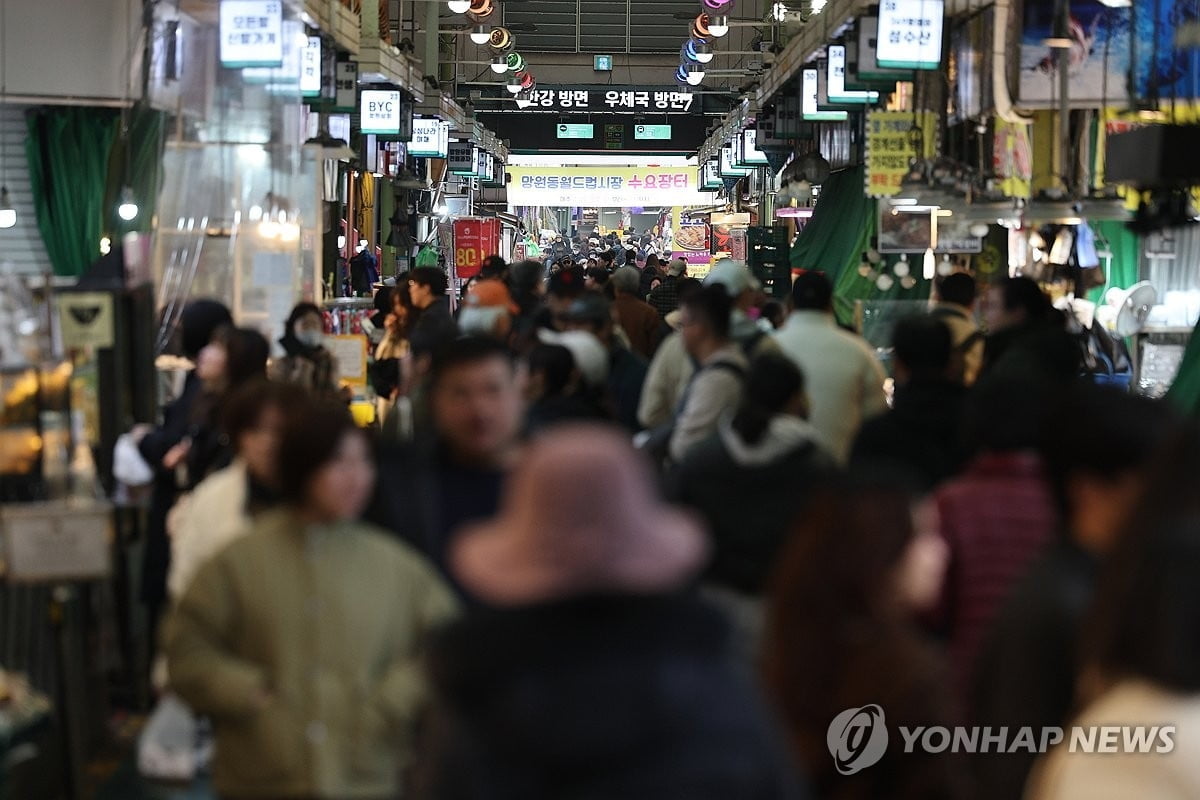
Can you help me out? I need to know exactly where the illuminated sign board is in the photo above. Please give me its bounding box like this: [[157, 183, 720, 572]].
[[360, 90, 402, 135], [556, 123, 595, 139], [220, 0, 283, 68], [876, 0, 945, 70], [802, 68, 849, 121], [635, 124, 673, 140], [828, 44, 880, 104]]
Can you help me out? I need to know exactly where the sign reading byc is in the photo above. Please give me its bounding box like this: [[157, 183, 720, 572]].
[[507, 166, 717, 207], [410, 118, 449, 157], [361, 90, 403, 134], [876, 0, 945, 69], [515, 87, 695, 113], [220, 0, 283, 68]]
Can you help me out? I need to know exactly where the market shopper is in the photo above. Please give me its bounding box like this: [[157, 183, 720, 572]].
[[763, 475, 968, 800], [933, 273, 985, 385], [667, 285, 748, 464], [638, 277, 702, 429], [368, 337, 524, 595], [670, 352, 836, 596], [558, 292, 646, 432], [703, 259, 777, 358], [523, 342, 609, 432], [773, 271, 887, 463], [610, 266, 663, 360], [970, 386, 1179, 800], [1026, 428, 1200, 800], [457, 278, 519, 343], [165, 398, 457, 800], [851, 315, 966, 488], [185, 325, 271, 489], [136, 299, 231, 651], [374, 272, 413, 361], [979, 276, 1079, 383], [648, 258, 687, 317], [270, 302, 341, 397], [930, 377, 1059, 705], [409, 266, 459, 354], [420, 425, 805, 799]]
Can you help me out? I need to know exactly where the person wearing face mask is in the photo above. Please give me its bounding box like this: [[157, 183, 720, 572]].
[[270, 302, 341, 398], [165, 397, 457, 800]]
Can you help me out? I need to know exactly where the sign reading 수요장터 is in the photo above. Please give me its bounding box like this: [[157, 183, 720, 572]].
[[515, 87, 695, 113], [876, 0, 945, 69], [220, 0, 283, 68], [506, 166, 717, 207], [360, 90, 402, 134]]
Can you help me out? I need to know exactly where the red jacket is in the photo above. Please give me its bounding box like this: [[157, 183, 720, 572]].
[[934, 451, 1059, 710]]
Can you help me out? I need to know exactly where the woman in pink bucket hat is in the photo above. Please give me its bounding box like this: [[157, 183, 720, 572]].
[[419, 424, 807, 799]]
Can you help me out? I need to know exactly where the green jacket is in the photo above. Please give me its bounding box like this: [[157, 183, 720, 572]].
[[164, 510, 458, 798]]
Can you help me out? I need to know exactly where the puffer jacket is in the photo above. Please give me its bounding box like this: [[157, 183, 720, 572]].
[[165, 509, 458, 798]]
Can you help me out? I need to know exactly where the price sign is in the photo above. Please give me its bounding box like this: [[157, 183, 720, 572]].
[[220, 0, 283, 68], [453, 218, 501, 279]]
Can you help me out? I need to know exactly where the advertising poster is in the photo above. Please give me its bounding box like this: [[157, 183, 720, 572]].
[[1019, 1, 1131, 105], [453, 218, 501, 279], [672, 221, 712, 266], [864, 110, 938, 197]]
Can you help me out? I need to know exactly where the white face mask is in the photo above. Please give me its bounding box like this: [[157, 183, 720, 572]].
[[295, 329, 323, 348]]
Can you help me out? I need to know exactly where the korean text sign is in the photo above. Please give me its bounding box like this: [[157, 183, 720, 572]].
[[515, 87, 695, 113], [876, 0, 945, 69], [453, 219, 501, 279], [220, 0, 283, 68], [864, 110, 938, 197], [506, 166, 716, 207]]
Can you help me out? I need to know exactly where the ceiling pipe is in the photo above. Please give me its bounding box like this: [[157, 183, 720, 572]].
[[993, 0, 1034, 125]]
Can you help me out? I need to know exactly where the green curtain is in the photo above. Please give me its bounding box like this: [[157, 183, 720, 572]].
[[26, 108, 120, 277], [790, 165, 879, 325], [1166, 319, 1200, 417], [1086, 220, 1141, 303]]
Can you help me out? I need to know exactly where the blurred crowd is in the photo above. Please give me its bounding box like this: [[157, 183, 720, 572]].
[[131, 252, 1200, 800]]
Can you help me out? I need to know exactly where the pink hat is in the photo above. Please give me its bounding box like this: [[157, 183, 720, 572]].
[[452, 424, 707, 606]]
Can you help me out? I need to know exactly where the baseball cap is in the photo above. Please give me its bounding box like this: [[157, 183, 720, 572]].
[[561, 292, 612, 326], [464, 278, 519, 314], [703, 259, 760, 296], [667, 258, 687, 277]]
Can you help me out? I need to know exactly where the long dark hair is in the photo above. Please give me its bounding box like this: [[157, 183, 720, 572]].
[[731, 354, 805, 445], [1083, 424, 1200, 693]]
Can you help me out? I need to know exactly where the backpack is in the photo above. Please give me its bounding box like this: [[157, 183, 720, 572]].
[[637, 359, 747, 468]]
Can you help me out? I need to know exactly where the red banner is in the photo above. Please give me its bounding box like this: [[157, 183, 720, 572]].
[[453, 218, 501, 279]]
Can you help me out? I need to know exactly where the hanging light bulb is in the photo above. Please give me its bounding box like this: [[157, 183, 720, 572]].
[[507, 71, 525, 93], [707, 15, 730, 37], [469, 24, 492, 44], [117, 186, 139, 221], [0, 187, 15, 229], [447, 0, 472, 12], [491, 54, 508, 73], [937, 254, 954, 276], [693, 41, 714, 63], [900, 275, 918, 290], [876, 273, 895, 291], [685, 63, 706, 86], [488, 27, 513, 52], [923, 247, 936, 280], [892, 257, 910, 278]]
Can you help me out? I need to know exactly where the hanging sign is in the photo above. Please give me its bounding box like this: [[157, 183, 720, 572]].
[[802, 68, 848, 121], [556, 123, 595, 139], [299, 36, 322, 96], [506, 165, 716, 207], [514, 86, 695, 113], [635, 124, 673, 140], [360, 90, 402, 134], [476, 148, 492, 181], [59, 292, 115, 350], [739, 130, 770, 166], [219, 0, 283, 68], [865, 110, 938, 197], [828, 45, 880, 104], [448, 142, 476, 174], [876, 0, 945, 70], [453, 218, 501, 279], [720, 145, 752, 177], [701, 159, 723, 189], [335, 62, 358, 110], [410, 118, 448, 157]]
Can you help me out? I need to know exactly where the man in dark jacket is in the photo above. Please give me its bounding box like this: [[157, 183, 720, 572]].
[[366, 337, 524, 598], [851, 315, 966, 489], [648, 258, 687, 318], [970, 387, 1179, 800], [409, 266, 458, 352], [560, 292, 648, 432]]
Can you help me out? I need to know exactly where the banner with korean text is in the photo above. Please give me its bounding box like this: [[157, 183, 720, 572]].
[[507, 166, 717, 208], [864, 111, 939, 197]]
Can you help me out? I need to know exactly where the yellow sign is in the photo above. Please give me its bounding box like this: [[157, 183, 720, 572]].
[[865, 111, 938, 198], [324, 334, 368, 387], [507, 165, 714, 207]]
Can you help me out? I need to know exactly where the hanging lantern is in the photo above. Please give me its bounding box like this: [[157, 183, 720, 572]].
[[692, 14, 713, 38], [703, 0, 734, 8], [468, 0, 494, 18], [506, 52, 526, 72], [488, 27, 513, 52]]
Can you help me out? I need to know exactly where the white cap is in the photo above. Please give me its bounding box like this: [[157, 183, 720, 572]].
[[537, 329, 610, 388], [703, 259, 760, 295]]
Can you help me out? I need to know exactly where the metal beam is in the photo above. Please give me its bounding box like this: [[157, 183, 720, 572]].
[[754, 0, 870, 104]]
